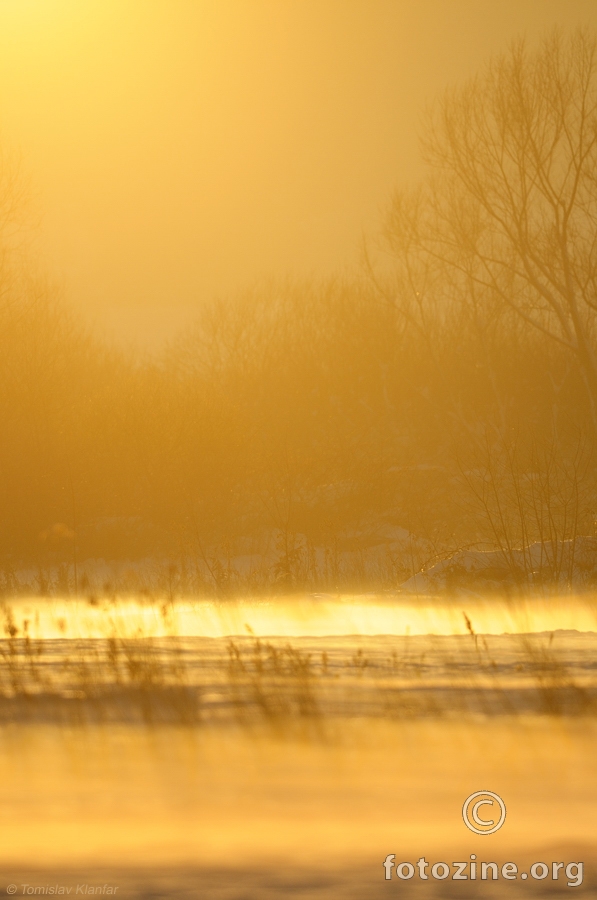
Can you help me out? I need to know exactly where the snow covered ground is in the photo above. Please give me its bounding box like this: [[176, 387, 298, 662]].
[[400, 537, 597, 594], [7, 533, 597, 599]]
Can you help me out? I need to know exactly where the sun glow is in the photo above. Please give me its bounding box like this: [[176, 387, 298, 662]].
[[6, 593, 597, 640]]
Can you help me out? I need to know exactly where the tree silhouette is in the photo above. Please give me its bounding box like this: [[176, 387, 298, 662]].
[[383, 29, 597, 427]]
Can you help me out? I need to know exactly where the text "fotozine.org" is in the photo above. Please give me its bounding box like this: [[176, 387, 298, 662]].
[[382, 856, 584, 887]]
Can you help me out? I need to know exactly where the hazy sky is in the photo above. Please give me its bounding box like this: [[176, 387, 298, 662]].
[[1, 0, 597, 346]]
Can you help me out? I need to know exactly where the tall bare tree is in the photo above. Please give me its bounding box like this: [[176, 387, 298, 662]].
[[381, 29, 597, 428]]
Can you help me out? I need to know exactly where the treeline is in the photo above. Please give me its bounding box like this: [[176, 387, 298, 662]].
[[0, 271, 593, 569]]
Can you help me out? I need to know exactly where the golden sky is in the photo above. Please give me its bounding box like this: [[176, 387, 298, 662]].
[[1, 0, 596, 345]]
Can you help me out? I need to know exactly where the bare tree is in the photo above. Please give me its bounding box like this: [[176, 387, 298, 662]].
[[381, 29, 597, 427]]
